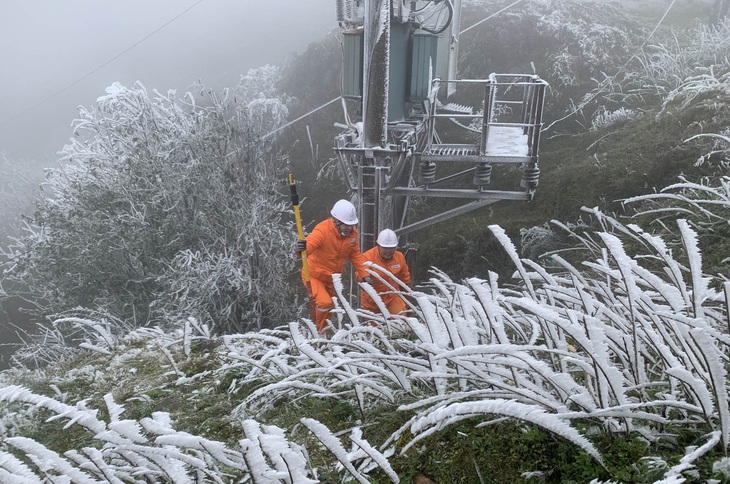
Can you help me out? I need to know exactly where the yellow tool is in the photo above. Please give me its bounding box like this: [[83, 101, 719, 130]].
[[289, 174, 317, 323]]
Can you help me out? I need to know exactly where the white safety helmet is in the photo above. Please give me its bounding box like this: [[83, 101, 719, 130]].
[[376, 229, 398, 248], [331, 199, 358, 225]]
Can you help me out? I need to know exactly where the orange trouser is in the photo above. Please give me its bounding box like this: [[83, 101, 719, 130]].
[[306, 275, 337, 332], [361, 294, 407, 315]]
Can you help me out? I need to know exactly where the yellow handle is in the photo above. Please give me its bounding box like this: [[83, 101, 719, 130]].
[[289, 174, 310, 282]]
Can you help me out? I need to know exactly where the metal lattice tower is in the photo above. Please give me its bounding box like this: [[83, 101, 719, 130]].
[[333, 0, 548, 253]]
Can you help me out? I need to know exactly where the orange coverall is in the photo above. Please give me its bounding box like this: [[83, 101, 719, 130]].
[[300, 218, 368, 331], [360, 246, 411, 315]]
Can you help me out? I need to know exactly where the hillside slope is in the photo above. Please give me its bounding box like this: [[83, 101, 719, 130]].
[[1, 2, 730, 482], [280, 0, 728, 282]]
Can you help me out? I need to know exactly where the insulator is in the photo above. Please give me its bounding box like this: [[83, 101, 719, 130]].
[[440, 103, 473, 114], [337, 0, 357, 21], [520, 165, 541, 189], [346, 0, 357, 21], [418, 160, 437, 184], [472, 163, 492, 186], [336, 0, 346, 21]]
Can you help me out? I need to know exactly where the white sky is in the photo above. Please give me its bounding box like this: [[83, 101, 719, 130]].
[[0, 0, 336, 163]]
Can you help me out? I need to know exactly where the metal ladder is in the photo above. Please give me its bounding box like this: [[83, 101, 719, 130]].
[[357, 162, 380, 251]]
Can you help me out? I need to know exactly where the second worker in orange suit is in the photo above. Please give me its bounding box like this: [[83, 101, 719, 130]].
[[361, 229, 411, 315]]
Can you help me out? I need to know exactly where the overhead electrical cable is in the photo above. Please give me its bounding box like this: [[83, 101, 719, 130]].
[[0, 0, 205, 128], [460, 0, 525, 35], [261, 97, 343, 140]]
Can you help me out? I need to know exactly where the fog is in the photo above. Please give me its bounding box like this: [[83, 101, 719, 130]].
[[0, 0, 336, 164], [0, 0, 336, 368]]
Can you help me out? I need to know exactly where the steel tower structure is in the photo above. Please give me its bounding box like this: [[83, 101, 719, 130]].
[[333, 0, 547, 254]]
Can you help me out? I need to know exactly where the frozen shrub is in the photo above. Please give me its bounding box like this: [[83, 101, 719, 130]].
[[691, 130, 730, 171], [2, 67, 296, 334], [590, 106, 638, 131]]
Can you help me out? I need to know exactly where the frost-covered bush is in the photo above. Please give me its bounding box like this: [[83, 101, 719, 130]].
[[0, 319, 397, 482], [621, 135, 730, 237], [3, 176, 730, 480], [0, 386, 326, 483], [458, 0, 642, 99], [691, 131, 730, 171], [544, 11, 730, 132], [622, 175, 730, 283], [8, 308, 134, 368], [603, 18, 730, 112], [519, 221, 585, 261], [2, 66, 296, 334], [590, 106, 638, 131], [536, 1, 638, 89]]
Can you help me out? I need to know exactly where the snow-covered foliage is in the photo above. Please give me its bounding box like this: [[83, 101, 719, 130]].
[[484, 3, 730, 133], [0, 384, 320, 483], [627, 19, 730, 104], [459, 0, 643, 95], [0, 317, 397, 482], [1, 66, 296, 336], [534, 1, 637, 89], [623, 175, 730, 236], [519, 222, 579, 260], [2, 183, 730, 480], [590, 106, 638, 131], [588, 17, 730, 122], [9, 308, 215, 369], [689, 131, 730, 171]]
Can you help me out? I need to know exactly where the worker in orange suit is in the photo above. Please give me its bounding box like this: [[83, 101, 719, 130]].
[[295, 199, 371, 333], [360, 229, 411, 315]]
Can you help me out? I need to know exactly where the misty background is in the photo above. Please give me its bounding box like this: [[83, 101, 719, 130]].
[[0, 0, 335, 165], [0, 0, 336, 367]]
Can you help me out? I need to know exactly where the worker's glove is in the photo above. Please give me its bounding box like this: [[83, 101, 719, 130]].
[[295, 240, 307, 253], [362, 276, 373, 285]]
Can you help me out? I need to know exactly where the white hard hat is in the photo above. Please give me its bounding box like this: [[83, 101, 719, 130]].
[[376, 229, 398, 248], [331, 199, 358, 225]]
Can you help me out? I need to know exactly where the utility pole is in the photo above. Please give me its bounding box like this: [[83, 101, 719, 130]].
[[334, 0, 547, 256]]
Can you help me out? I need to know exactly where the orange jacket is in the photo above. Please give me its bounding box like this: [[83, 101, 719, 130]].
[[303, 218, 368, 281], [361, 246, 411, 298]]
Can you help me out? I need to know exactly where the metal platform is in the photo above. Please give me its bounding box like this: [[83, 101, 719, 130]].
[[333, 73, 547, 249]]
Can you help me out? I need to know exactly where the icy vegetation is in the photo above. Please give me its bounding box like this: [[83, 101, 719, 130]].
[[1, 175, 730, 481], [583, 15, 730, 128], [1, 66, 297, 338], [590, 106, 637, 131], [2, 1, 730, 481]]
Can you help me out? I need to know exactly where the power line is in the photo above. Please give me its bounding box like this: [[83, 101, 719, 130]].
[[262, 97, 343, 140], [0, 0, 205, 128], [222, 96, 343, 160], [460, 0, 525, 35]]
